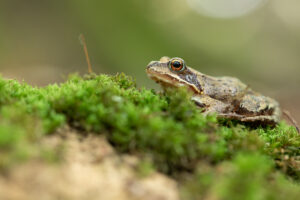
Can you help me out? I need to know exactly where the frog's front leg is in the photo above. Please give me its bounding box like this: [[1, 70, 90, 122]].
[[191, 95, 229, 114]]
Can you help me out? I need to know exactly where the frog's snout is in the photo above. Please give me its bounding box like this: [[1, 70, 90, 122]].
[[147, 61, 159, 69]]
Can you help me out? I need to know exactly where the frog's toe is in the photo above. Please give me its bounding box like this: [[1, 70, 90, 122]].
[[240, 115, 280, 125]]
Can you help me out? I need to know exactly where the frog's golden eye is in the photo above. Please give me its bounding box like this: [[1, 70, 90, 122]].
[[169, 58, 186, 72]]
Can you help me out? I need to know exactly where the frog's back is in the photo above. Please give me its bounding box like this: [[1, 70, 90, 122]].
[[209, 77, 246, 100], [193, 69, 248, 102]]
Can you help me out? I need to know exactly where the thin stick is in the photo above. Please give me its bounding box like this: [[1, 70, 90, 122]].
[[79, 34, 93, 73], [283, 109, 300, 133]]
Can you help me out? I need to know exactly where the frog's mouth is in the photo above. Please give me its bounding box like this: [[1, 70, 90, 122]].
[[146, 65, 200, 93], [146, 63, 185, 86], [147, 71, 183, 87]]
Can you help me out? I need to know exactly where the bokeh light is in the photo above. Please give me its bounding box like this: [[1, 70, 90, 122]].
[[272, 0, 300, 28], [187, 0, 268, 18]]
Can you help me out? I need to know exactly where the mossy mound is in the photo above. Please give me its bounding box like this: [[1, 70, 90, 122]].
[[0, 73, 299, 199]]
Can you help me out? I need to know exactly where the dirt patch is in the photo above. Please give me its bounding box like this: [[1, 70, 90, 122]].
[[0, 126, 179, 200]]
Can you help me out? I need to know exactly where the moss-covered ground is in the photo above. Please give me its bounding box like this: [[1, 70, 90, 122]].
[[0, 73, 299, 199]]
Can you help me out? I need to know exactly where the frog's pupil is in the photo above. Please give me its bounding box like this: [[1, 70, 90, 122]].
[[172, 61, 181, 68]]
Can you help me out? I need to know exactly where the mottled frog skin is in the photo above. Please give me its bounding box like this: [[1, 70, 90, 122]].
[[146, 57, 281, 125]]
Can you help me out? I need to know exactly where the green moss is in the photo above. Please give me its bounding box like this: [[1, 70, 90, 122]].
[[136, 157, 155, 178], [0, 73, 299, 198], [181, 153, 300, 200]]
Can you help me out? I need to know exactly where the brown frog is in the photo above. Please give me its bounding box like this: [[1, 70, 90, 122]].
[[146, 57, 281, 125]]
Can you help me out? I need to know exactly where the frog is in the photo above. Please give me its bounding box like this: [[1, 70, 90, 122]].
[[146, 57, 281, 125]]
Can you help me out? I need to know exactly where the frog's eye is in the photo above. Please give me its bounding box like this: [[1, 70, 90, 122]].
[[169, 58, 186, 72]]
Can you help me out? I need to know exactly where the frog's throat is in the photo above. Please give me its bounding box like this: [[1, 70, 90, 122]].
[[147, 70, 202, 94]]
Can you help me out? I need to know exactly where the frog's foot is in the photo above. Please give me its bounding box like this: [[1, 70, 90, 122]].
[[218, 113, 279, 125], [240, 115, 280, 125]]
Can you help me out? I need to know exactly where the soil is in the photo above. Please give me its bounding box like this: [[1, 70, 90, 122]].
[[0, 126, 179, 200]]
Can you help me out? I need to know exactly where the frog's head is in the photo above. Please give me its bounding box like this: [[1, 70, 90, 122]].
[[146, 57, 203, 94]]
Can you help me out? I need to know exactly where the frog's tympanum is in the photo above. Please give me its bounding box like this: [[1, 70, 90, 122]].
[[146, 57, 281, 125]]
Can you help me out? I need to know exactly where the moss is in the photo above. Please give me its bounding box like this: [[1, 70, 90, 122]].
[[0, 73, 299, 198], [136, 158, 155, 178], [181, 153, 300, 200]]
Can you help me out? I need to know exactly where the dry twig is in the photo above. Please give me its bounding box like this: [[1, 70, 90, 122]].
[[79, 34, 93, 73], [283, 109, 300, 133]]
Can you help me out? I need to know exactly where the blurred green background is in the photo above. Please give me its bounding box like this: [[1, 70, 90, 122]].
[[0, 0, 299, 120]]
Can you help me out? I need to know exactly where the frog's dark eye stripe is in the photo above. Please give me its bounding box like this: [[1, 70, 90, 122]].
[[169, 58, 186, 72]]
